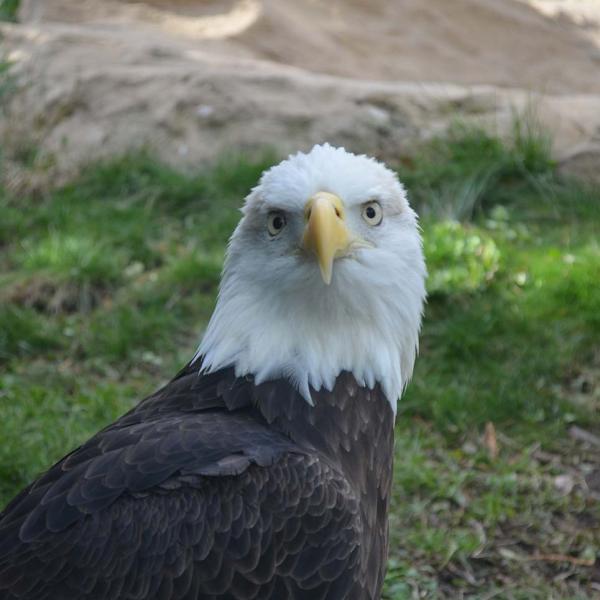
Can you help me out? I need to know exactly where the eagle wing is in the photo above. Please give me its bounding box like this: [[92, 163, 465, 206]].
[[0, 367, 363, 600]]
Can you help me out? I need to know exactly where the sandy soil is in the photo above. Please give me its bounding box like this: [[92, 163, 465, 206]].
[[2, 0, 600, 184]]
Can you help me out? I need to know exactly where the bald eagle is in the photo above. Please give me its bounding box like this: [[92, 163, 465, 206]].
[[0, 145, 426, 600]]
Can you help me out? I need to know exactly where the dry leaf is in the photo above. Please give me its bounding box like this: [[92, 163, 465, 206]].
[[484, 421, 498, 460]]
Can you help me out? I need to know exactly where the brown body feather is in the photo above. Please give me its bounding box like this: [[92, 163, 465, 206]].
[[0, 363, 394, 599]]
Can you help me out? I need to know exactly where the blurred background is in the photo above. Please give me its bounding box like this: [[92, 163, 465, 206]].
[[0, 1, 599, 598]]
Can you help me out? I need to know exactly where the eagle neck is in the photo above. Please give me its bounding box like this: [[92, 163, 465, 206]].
[[252, 371, 395, 598]]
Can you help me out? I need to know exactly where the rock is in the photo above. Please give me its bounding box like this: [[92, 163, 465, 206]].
[[2, 0, 600, 185], [559, 142, 600, 184]]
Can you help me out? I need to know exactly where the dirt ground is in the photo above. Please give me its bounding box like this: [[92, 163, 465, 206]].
[[2, 0, 600, 183]]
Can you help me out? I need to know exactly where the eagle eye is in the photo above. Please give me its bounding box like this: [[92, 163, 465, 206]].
[[267, 211, 287, 236], [361, 201, 383, 226]]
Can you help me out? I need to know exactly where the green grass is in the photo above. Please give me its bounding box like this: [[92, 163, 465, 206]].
[[0, 0, 19, 22], [1, 128, 599, 598], [0, 57, 15, 119]]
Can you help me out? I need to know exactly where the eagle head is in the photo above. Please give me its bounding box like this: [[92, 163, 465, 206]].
[[197, 144, 426, 412]]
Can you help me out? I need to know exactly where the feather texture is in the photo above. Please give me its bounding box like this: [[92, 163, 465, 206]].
[[0, 363, 394, 600]]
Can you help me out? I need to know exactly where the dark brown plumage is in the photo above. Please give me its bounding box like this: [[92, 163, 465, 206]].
[[0, 363, 394, 600]]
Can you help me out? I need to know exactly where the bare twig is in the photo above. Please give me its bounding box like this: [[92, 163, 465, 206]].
[[528, 553, 595, 567], [569, 426, 600, 448]]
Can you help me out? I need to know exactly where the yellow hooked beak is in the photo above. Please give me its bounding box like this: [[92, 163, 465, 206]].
[[302, 192, 352, 285]]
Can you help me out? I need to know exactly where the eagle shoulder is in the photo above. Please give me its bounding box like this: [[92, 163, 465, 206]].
[[0, 367, 367, 599], [1, 454, 363, 600]]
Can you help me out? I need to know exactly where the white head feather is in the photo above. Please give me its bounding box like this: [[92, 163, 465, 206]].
[[195, 144, 426, 413]]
